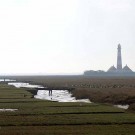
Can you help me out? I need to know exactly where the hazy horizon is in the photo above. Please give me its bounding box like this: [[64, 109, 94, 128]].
[[0, 0, 135, 75]]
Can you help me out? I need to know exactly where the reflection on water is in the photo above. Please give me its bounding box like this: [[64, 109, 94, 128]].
[[35, 90, 91, 103]]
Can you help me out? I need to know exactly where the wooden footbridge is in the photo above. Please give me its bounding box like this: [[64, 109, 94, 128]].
[[26, 87, 75, 96]]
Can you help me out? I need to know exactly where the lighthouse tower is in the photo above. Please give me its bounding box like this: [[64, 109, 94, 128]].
[[107, 44, 133, 73], [117, 44, 122, 71]]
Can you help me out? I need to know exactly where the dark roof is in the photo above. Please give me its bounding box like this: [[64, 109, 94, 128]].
[[123, 65, 133, 72], [107, 66, 117, 72]]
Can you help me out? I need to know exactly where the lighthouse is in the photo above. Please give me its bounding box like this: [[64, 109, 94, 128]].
[[84, 43, 134, 76], [107, 44, 133, 73], [117, 44, 122, 71]]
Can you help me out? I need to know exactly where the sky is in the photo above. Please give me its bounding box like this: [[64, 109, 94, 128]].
[[0, 0, 135, 75]]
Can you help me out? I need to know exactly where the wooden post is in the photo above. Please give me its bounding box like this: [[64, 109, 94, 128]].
[[49, 90, 52, 96]]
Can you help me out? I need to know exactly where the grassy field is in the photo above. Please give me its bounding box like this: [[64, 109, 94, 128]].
[[0, 80, 135, 135]]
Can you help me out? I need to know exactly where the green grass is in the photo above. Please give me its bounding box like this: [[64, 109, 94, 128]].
[[0, 125, 135, 135], [0, 83, 33, 99], [0, 102, 125, 115], [0, 82, 135, 135], [1, 113, 135, 126]]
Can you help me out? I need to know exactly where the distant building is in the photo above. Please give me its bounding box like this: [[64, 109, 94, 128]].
[[84, 44, 134, 76], [108, 44, 133, 73], [123, 65, 133, 73], [107, 65, 117, 73]]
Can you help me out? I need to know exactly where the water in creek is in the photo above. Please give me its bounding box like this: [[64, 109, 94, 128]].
[[8, 82, 43, 88], [35, 90, 91, 103], [8, 82, 91, 103], [0, 109, 18, 112], [0, 79, 16, 82], [114, 105, 129, 109]]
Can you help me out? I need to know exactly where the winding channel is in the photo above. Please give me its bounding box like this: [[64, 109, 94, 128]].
[[0, 79, 129, 109]]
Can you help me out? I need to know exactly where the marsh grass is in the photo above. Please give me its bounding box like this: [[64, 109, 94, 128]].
[[72, 88, 135, 105], [7, 76, 135, 106]]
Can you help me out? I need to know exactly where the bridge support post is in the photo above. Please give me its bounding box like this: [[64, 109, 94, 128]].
[[49, 90, 52, 96]]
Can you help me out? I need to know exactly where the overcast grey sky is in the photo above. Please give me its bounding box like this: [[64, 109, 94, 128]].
[[0, 0, 135, 75]]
